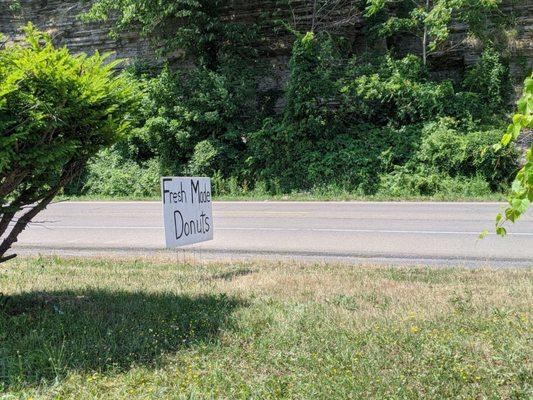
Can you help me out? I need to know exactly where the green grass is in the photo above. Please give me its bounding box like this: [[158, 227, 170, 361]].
[[56, 191, 507, 203], [1, 257, 531, 399]]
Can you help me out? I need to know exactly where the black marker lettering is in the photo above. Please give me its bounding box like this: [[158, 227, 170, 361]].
[[174, 210, 183, 239], [191, 179, 199, 204], [162, 178, 172, 204]]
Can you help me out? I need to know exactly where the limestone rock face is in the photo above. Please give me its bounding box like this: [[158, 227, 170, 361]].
[[1, 0, 531, 86], [0, 0, 154, 65]]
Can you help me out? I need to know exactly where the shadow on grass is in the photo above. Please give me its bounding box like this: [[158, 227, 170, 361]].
[[0, 290, 244, 389], [212, 268, 254, 281]]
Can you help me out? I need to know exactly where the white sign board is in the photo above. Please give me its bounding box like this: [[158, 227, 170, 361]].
[[161, 177, 213, 248]]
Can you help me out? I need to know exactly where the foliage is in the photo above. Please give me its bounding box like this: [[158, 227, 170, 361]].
[[250, 36, 434, 193], [364, 0, 502, 64], [416, 119, 518, 189], [378, 117, 518, 197], [249, 32, 344, 191], [379, 168, 493, 198], [86, 0, 266, 182], [80, 149, 160, 198], [494, 73, 533, 235], [248, 32, 515, 195], [463, 47, 509, 115], [338, 54, 453, 126], [84, 0, 259, 70], [64, 0, 521, 200], [132, 64, 258, 179], [0, 24, 139, 262]]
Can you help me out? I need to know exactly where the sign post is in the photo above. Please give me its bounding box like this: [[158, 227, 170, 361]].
[[161, 177, 213, 248]]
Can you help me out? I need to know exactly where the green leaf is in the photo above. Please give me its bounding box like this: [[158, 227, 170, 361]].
[[496, 227, 507, 237]]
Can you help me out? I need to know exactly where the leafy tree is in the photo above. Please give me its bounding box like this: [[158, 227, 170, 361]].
[[249, 32, 342, 190], [0, 25, 139, 263], [364, 0, 502, 65], [83, 0, 259, 70], [494, 73, 533, 235], [133, 66, 257, 179]]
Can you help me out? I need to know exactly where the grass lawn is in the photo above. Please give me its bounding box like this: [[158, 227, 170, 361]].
[[0, 257, 531, 399]]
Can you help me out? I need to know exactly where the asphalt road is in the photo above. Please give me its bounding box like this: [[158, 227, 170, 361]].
[[10, 201, 533, 267]]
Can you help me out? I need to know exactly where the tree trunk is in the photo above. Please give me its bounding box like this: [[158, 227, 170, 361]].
[[422, 0, 430, 66], [0, 159, 86, 264], [311, 0, 318, 33], [0, 191, 57, 262]]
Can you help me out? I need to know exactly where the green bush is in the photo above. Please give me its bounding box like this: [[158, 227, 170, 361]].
[[246, 32, 516, 196], [339, 54, 454, 126], [188, 140, 220, 176], [249, 32, 341, 191], [417, 119, 469, 176], [379, 167, 493, 198], [133, 64, 258, 179], [46, 1, 516, 201], [418, 119, 519, 189], [0, 24, 138, 261], [463, 47, 508, 115], [76, 0, 517, 200], [464, 129, 519, 188], [81, 149, 159, 198]]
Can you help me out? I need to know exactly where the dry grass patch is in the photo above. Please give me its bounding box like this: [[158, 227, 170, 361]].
[[0, 256, 531, 399]]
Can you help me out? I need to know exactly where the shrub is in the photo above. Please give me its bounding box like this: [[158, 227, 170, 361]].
[[134, 65, 257, 179], [418, 119, 519, 189], [77, 0, 516, 201], [379, 167, 493, 198], [339, 55, 454, 126], [464, 129, 519, 189], [248, 32, 341, 191], [0, 24, 138, 262], [82, 149, 159, 198], [463, 47, 508, 115], [188, 140, 220, 176], [417, 119, 469, 176], [248, 34, 515, 196]]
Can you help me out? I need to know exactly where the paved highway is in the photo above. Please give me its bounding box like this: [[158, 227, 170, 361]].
[[10, 201, 533, 267]]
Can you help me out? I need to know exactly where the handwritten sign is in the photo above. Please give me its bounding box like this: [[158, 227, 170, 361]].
[[161, 177, 213, 248]]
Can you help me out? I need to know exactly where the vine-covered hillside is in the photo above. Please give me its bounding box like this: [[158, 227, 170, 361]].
[[1, 0, 532, 199]]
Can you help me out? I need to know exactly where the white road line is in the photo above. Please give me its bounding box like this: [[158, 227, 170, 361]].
[[219, 227, 528, 236], [22, 224, 533, 236]]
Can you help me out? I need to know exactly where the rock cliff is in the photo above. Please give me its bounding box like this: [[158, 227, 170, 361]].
[[1, 0, 531, 87]]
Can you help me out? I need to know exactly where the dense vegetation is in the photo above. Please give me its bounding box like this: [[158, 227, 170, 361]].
[[59, 0, 529, 199], [0, 25, 138, 262]]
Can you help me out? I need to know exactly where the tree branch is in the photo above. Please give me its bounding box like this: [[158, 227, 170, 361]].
[[0, 254, 17, 263], [0, 209, 16, 239], [0, 158, 86, 263]]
